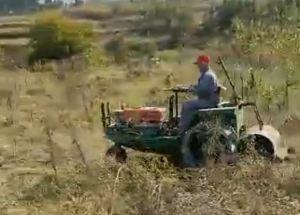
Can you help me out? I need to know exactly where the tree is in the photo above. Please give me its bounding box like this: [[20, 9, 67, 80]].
[[28, 13, 95, 66]]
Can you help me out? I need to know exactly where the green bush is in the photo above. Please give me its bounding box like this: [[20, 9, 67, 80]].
[[104, 34, 158, 64], [201, 0, 257, 33], [156, 50, 180, 62], [128, 40, 158, 57], [134, 2, 196, 40], [104, 34, 129, 64], [28, 12, 94, 66], [202, 0, 300, 34]]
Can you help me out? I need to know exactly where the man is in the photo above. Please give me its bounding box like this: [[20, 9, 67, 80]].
[[179, 55, 221, 137]]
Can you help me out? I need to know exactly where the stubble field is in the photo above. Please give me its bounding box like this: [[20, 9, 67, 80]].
[[1, 1, 300, 214]]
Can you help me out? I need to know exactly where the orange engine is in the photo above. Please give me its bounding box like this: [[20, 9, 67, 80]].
[[114, 107, 166, 123]]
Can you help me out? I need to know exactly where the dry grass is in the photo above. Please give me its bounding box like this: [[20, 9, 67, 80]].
[[0, 38, 28, 46], [0, 15, 30, 23], [0, 52, 299, 214], [0, 1, 300, 214], [0, 27, 29, 39]]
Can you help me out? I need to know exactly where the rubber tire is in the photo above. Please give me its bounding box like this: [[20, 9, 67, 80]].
[[181, 123, 238, 168], [106, 145, 127, 163]]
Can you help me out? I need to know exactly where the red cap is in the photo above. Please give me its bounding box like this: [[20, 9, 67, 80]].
[[194, 55, 210, 64]]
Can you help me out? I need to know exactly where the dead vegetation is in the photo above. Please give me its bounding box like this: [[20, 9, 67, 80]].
[[0, 0, 300, 214]]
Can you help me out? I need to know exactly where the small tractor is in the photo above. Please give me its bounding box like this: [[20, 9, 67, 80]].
[[100, 57, 290, 167]]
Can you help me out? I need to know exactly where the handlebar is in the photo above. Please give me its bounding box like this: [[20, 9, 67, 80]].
[[238, 101, 255, 108], [163, 85, 192, 93], [164, 84, 227, 93], [238, 101, 263, 129]]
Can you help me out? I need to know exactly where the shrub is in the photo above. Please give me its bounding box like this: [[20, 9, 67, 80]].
[[104, 36, 158, 64], [133, 2, 196, 42], [104, 34, 129, 64], [128, 40, 158, 57], [156, 50, 180, 62], [228, 0, 300, 111], [202, 0, 300, 34], [89, 48, 111, 67], [28, 12, 94, 66]]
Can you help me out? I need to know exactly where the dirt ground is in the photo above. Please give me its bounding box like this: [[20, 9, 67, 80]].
[[0, 56, 298, 214]]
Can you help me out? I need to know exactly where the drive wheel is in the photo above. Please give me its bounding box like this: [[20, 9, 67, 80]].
[[181, 122, 237, 167], [106, 145, 127, 163]]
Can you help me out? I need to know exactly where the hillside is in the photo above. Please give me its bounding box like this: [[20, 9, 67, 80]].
[[0, 1, 214, 68], [0, 0, 300, 214]]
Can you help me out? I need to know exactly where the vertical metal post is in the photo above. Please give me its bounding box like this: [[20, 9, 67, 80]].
[[106, 102, 111, 124], [175, 92, 179, 126], [100, 103, 106, 128], [240, 74, 244, 100], [168, 95, 174, 128]]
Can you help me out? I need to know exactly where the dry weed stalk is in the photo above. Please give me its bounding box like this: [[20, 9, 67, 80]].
[[81, 90, 94, 126], [150, 182, 163, 213], [24, 77, 28, 88], [245, 68, 260, 101], [283, 77, 300, 111], [13, 137, 17, 161], [261, 84, 276, 112], [71, 125, 89, 170], [109, 166, 123, 215], [164, 72, 174, 87], [27, 109, 35, 122], [44, 126, 58, 184], [5, 81, 20, 126], [55, 59, 66, 80]]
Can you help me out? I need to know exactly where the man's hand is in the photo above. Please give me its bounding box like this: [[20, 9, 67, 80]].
[[188, 84, 196, 91], [218, 84, 227, 91], [230, 94, 243, 105], [164, 85, 192, 93]]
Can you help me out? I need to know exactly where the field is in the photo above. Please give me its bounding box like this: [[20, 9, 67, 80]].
[[1, 0, 300, 214]]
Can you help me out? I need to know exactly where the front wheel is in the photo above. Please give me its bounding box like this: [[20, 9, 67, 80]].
[[106, 145, 128, 163], [180, 123, 206, 167]]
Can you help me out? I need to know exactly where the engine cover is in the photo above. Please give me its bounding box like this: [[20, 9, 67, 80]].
[[113, 107, 166, 123]]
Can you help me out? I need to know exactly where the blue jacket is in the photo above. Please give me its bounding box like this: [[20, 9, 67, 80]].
[[191, 69, 219, 105]]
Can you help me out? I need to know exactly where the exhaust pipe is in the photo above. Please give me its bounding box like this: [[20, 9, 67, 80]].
[[101, 102, 106, 128], [168, 95, 174, 128], [106, 102, 111, 125]]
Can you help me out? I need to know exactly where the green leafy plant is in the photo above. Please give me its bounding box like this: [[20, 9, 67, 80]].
[[28, 12, 94, 66], [104, 34, 128, 64], [133, 1, 195, 48]]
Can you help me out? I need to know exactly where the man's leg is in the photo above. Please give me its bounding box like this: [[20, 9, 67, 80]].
[[179, 99, 212, 167], [179, 99, 208, 136]]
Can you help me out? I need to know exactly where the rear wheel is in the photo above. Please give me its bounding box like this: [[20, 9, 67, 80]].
[[106, 145, 127, 163], [181, 123, 237, 168]]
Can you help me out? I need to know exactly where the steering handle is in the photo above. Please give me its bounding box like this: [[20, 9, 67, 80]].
[[163, 86, 191, 93], [238, 101, 255, 108]]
